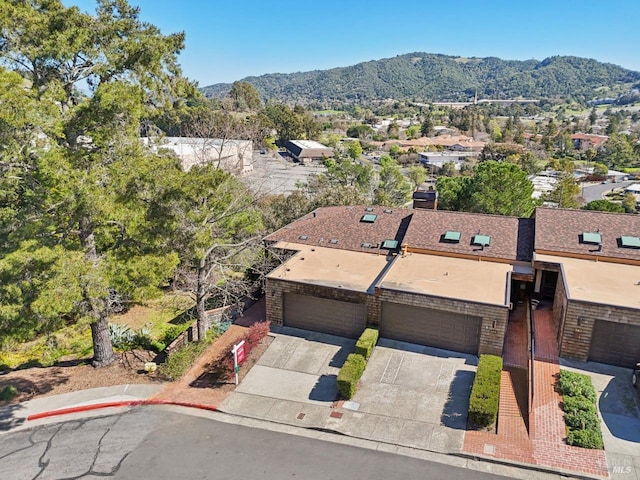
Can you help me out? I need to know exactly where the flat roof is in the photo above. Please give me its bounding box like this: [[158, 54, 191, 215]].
[[267, 242, 391, 293], [379, 253, 512, 307], [535, 254, 640, 310]]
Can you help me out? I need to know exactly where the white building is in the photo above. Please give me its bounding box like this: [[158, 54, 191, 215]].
[[145, 137, 254, 174], [418, 151, 477, 171]]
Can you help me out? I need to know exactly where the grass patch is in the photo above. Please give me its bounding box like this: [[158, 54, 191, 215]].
[[557, 370, 604, 449], [0, 292, 194, 369]]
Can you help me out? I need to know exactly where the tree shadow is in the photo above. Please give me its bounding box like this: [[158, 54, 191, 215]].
[[440, 369, 475, 429], [0, 403, 25, 432], [308, 374, 339, 402]]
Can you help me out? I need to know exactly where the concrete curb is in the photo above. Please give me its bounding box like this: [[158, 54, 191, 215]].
[[27, 400, 217, 421]]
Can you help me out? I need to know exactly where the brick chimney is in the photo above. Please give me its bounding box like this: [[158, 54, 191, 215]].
[[412, 186, 438, 210]]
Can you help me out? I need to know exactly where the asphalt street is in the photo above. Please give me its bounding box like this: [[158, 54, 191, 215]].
[[581, 180, 634, 203], [0, 406, 514, 480]]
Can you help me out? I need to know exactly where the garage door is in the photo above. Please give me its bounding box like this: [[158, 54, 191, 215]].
[[589, 320, 640, 367], [284, 293, 366, 338], [380, 302, 481, 354]]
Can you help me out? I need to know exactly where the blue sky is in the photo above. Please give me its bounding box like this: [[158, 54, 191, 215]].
[[64, 0, 640, 87]]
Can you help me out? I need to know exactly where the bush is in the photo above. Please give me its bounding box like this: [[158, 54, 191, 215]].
[[558, 369, 603, 449], [557, 370, 597, 402], [355, 328, 379, 360], [0, 385, 18, 402], [468, 355, 503, 428], [216, 321, 271, 380], [337, 353, 367, 400], [159, 331, 217, 381], [567, 429, 604, 449]]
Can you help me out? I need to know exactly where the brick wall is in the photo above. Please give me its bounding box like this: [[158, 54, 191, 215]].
[[559, 300, 640, 361], [376, 288, 509, 356]]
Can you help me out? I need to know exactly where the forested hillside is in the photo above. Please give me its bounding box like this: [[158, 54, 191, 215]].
[[202, 53, 640, 104]]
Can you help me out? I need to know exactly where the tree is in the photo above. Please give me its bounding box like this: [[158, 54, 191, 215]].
[[582, 200, 625, 213], [388, 144, 402, 159], [435, 176, 466, 211], [373, 156, 412, 207], [405, 125, 420, 140], [346, 124, 374, 139], [544, 173, 580, 209], [228, 81, 262, 111], [420, 116, 434, 137], [597, 133, 637, 169], [165, 166, 263, 340], [346, 141, 363, 161], [0, 0, 191, 366], [406, 165, 427, 189], [305, 157, 374, 207], [622, 193, 637, 213], [459, 162, 536, 217]]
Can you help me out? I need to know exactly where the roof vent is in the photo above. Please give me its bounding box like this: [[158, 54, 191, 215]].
[[361, 242, 372, 248], [329, 239, 339, 244], [620, 236, 640, 249], [383, 209, 393, 214], [298, 235, 309, 240], [581, 232, 602, 245], [365, 207, 374, 212], [360, 214, 377, 223]]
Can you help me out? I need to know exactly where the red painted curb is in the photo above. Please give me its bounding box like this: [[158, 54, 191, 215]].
[[26, 399, 217, 421]]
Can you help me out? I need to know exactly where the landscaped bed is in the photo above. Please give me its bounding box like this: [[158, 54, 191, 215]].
[[557, 370, 604, 449]]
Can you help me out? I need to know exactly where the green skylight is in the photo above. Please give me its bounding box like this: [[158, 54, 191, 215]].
[[620, 236, 640, 248], [361, 214, 377, 223], [381, 239, 399, 249], [473, 234, 491, 247], [444, 230, 461, 242], [582, 232, 602, 245]]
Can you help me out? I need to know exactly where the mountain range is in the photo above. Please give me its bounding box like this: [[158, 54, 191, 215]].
[[201, 52, 640, 105]]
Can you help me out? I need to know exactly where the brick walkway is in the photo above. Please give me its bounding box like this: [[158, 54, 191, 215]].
[[463, 304, 609, 478]]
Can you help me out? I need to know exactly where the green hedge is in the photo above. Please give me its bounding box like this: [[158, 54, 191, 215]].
[[468, 354, 503, 428], [355, 328, 379, 360], [337, 353, 367, 400], [558, 370, 603, 449]]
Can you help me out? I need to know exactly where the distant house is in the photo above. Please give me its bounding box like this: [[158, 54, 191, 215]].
[[284, 140, 333, 164], [571, 133, 608, 151], [418, 151, 477, 171], [146, 137, 254, 174]]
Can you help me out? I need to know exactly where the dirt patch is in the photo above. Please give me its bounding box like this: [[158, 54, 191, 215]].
[[0, 350, 163, 406]]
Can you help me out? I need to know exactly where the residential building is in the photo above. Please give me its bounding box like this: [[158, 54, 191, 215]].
[[418, 151, 478, 171], [263, 206, 640, 367]]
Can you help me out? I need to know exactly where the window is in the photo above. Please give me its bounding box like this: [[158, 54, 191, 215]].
[[581, 232, 602, 245], [473, 234, 491, 247], [443, 230, 461, 243], [381, 239, 399, 249]]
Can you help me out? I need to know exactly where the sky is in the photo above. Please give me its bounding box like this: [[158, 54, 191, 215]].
[[64, 0, 640, 87]]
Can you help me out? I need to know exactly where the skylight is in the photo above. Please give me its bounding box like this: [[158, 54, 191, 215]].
[[361, 214, 377, 223], [443, 230, 461, 243], [381, 239, 399, 249], [581, 232, 602, 245], [620, 236, 640, 248], [473, 234, 491, 247]]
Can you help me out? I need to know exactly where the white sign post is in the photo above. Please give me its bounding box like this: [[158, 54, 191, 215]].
[[232, 340, 246, 386]]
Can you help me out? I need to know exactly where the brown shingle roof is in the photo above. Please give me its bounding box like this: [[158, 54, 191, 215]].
[[534, 207, 640, 261], [403, 209, 525, 261], [264, 205, 412, 254]]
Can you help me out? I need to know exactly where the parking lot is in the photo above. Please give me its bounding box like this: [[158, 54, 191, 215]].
[[243, 152, 326, 195]]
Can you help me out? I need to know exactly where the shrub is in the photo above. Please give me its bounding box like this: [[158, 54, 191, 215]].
[[355, 328, 379, 360], [557, 370, 597, 403], [159, 331, 217, 381], [337, 353, 367, 400], [558, 369, 603, 449], [216, 321, 271, 379], [108, 323, 135, 349], [567, 429, 604, 450], [0, 385, 18, 402], [468, 354, 503, 428], [161, 325, 185, 347]]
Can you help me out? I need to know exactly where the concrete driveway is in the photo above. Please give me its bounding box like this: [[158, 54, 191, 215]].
[[562, 359, 640, 480], [219, 328, 477, 454]]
